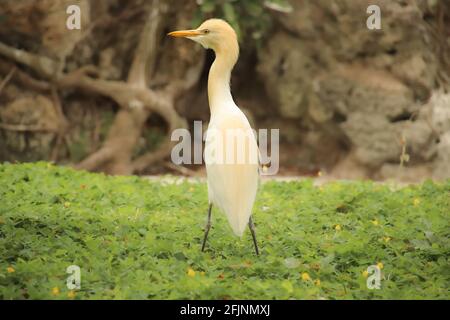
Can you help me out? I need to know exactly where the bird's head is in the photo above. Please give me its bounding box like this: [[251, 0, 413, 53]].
[[168, 19, 239, 60]]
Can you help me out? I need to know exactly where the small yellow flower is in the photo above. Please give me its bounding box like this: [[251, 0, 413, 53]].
[[383, 236, 391, 243], [371, 219, 379, 226], [67, 290, 76, 299], [362, 270, 369, 278], [187, 268, 196, 277], [52, 287, 60, 296], [413, 198, 420, 207], [314, 279, 321, 286], [64, 202, 71, 208], [301, 272, 311, 281], [377, 262, 384, 270], [335, 224, 342, 231], [7, 266, 15, 273]]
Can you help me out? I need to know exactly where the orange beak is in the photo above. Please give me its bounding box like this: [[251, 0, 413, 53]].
[[168, 29, 202, 38]]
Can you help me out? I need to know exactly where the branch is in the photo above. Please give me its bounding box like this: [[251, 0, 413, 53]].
[[50, 87, 69, 161], [164, 162, 199, 176], [131, 51, 205, 173], [0, 60, 51, 91], [0, 42, 58, 79], [0, 65, 16, 96], [127, 0, 162, 88], [131, 25, 205, 173], [59, 74, 134, 108], [0, 122, 56, 132], [58, 68, 177, 114], [132, 140, 174, 172], [74, 146, 115, 171]]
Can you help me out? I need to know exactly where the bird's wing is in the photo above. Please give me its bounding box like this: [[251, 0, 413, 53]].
[[205, 110, 259, 236]]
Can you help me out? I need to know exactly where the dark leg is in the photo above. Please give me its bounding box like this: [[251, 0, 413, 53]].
[[201, 203, 213, 252], [248, 216, 259, 256]]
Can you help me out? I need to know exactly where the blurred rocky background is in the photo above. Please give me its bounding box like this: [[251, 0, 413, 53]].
[[0, 0, 449, 182]]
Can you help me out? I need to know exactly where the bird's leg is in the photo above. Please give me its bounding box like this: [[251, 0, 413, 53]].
[[248, 216, 259, 256], [201, 203, 213, 252]]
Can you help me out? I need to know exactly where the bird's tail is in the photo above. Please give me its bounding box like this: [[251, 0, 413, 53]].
[[227, 202, 252, 237], [207, 162, 259, 237], [223, 170, 258, 237]]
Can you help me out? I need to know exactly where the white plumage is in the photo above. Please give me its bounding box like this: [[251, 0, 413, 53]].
[[206, 107, 259, 236], [169, 19, 260, 253]]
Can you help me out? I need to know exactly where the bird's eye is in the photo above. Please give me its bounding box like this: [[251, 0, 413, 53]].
[[204, 29, 210, 34]]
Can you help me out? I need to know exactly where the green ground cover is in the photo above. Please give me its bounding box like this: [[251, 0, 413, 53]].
[[0, 162, 448, 299]]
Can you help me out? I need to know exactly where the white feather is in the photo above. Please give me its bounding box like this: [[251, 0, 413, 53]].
[[205, 106, 259, 236]]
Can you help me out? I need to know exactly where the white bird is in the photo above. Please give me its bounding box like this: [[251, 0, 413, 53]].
[[169, 19, 260, 255]]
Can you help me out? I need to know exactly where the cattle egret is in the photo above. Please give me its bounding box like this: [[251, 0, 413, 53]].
[[169, 19, 260, 255]]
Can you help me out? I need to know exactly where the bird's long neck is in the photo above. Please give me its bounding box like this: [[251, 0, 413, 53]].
[[208, 47, 238, 115]]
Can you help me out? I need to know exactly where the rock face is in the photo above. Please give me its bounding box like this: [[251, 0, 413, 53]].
[[257, 0, 449, 179], [430, 93, 450, 180], [0, 93, 58, 161], [0, 0, 448, 179]]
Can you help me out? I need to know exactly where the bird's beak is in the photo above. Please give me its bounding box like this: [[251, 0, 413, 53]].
[[168, 29, 202, 38]]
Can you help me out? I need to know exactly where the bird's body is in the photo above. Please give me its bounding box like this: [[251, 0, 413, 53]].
[[169, 19, 260, 254], [206, 106, 259, 236]]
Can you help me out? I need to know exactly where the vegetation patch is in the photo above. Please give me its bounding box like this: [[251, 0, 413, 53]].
[[0, 163, 448, 299]]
